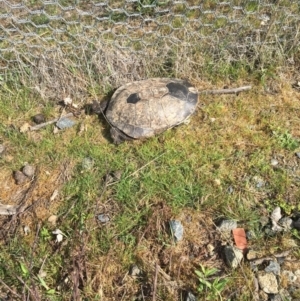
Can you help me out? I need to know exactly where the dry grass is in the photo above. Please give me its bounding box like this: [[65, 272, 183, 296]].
[[1, 79, 300, 300]]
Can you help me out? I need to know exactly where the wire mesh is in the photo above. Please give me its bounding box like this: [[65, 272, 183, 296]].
[[0, 0, 299, 97]]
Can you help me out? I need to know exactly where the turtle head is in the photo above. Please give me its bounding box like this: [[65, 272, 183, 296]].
[[92, 99, 109, 115]]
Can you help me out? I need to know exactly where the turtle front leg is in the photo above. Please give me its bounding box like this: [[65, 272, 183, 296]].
[[110, 127, 133, 144]]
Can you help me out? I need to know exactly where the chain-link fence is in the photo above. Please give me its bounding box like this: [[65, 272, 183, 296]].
[[0, 0, 299, 98]]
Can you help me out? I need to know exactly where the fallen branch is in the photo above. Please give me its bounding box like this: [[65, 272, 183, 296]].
[[29, 112, 74, 131], [200, 85, 252, 95]]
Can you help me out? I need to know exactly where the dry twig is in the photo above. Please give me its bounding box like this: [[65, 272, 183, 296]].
[[200, 85, 252, 95]]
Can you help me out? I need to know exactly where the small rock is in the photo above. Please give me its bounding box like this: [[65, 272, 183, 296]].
[[295, 152, 300, 159], [271, 159, 279, 166], [53, 229, 64, 243], [282, 270, 297, 283], [184, 291, 197, 301], [271, 220, 283, 232], [224, 246, 243, 269], [38, 270, 47, 278], [207, 243, 215, 256], [279, 217, 293, 230], [169, 220, 184, 242], [271, 207, 282, 223], [50, 189, 59, 202], [246, 230, 256, 240], [48, 215, 58, 226], [0, 144, 5, 155], [23, 226, 30, 235], [217, 219, 237, 232], [247, 250, 257, 260], [227, 186, 234, 194], [129, 264, 141, 277], [265, 261, 281, 275], [63, 96, 72, 106], [253, 176, 264, 188], [82, 157, 94, 170], [20, 122, 31, 133], [97, 214, 110, 223], [56, 117, 75, 129], [257, 272, 278, 294], [214, 178, 221, 186], [32, 114, 46, 124], [14, 170, 28, 185], [22, 164, 35, 178], [256, 181, 264, 188], [53, 126, 59, 134]]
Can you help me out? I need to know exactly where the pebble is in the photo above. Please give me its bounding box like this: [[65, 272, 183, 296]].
[[253, 176, 264, 188], [130, 264, 141, 277], [22, 164, 35, 178], [32, 114, 46, 124], [217, 219, 237, 232], [14, 170, 28, 185], [247, 250, 258, 260], [271, 159, 279, 166], [257, 272, 279, 294], [207, 243, 215, 256], [246, 230, 255, 240], [295, 152, 300, 159], [97, 214, 110, 223], [265, 261, 281, 275], [271, 207, 282, 223], [169, 220, 184, 242], [227, 186, 234, 194], [48, 215, 58, 226], [184, 291, 196, 301], [56, 117, 75, 129], [279, 217, 293, 230], [224, 246, 243, 269], [23, 226, 30, 235]]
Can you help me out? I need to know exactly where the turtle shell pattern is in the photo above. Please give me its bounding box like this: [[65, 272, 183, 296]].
[[106, 78, 198, 139]]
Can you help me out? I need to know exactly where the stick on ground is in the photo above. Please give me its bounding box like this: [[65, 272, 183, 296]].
[[200, 85, 252, 95]]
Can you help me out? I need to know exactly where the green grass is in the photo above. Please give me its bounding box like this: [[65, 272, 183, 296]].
[[1, 75, 300, 300]]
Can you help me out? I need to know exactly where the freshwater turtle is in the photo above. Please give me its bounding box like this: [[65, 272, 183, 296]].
[[96, 78, 198, 144]]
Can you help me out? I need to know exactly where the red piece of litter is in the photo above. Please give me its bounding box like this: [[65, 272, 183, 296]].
[[232, 228, 247, 252]]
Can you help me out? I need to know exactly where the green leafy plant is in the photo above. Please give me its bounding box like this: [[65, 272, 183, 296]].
[[195, 265, 229, 301], [273, 129, 299, 151]]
